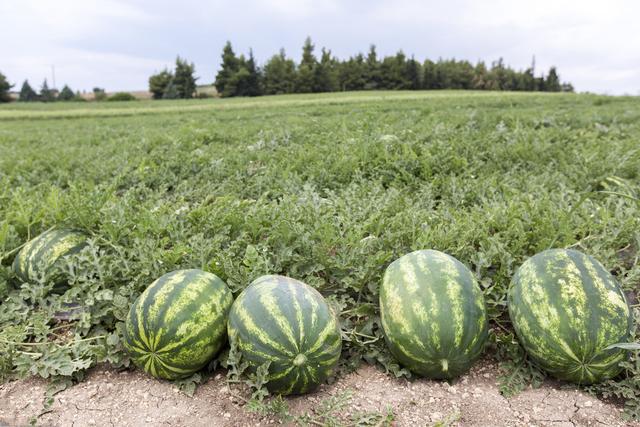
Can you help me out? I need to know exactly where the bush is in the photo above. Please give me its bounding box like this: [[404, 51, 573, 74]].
[[107, 92, 137, 102]]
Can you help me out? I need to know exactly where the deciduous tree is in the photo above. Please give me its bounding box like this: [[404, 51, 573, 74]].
[[149, 69, 173, 99]]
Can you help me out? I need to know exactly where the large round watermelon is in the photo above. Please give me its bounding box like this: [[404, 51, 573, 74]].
[[227, 275, 342, 395], [380, 249, 488, 379], [123, 269, 233, 380], [508, 249, 633, 384], [12, 228, 88, 292]]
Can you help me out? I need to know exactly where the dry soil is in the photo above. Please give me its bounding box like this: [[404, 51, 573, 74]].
[[0, 359, 636, 427]]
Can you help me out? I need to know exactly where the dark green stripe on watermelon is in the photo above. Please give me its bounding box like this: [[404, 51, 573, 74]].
[[379, 249, 488, 379], [123, 269, 233, 380], [508, 248, 633, 384], [227, 275, 341, 395], [12, 229, 89, 292]]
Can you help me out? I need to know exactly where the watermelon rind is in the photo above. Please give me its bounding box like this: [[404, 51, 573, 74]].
[[379, 249, 488, 379], [508, 248, 633, 384], [227, 275, 342, 395], [123, 269, 233, 380], [12, 228, 88, 292]]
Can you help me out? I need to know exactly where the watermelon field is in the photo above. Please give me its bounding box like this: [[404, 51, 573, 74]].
[[1, 91, 640, 425]]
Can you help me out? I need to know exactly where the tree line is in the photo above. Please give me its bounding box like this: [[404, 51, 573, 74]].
[[213, 38, 573, 98], [0, 71, 140, 103], [0, 38, 574, 104]]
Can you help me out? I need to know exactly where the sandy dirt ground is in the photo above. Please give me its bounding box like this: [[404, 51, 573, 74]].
[[0, 359, 636, 427]]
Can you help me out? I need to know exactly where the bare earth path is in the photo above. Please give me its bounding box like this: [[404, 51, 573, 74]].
[[1, 360, 636, 426]]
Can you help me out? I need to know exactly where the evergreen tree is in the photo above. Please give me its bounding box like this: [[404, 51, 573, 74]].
[[149, 69, 173, 99], [224, 51, 262, 97], [338, 54, 367, 91], [243, 49, 263, 96], [19, 80, 38, 102], [208, 39, 573, 97], [174, 57, 197, 98], [458, 60, 476, 89], [262, 49, 296, 95], [380, 51, 408, 89], [364, 45, 381, 90], [295, 37, 317, 93], [545, 66, 562, 92], [58, 85, 75, 101], [0, 72, 13, 102], [40, 79, 55, 102], [404, 56, 421, 90], [215, 41, 240, 96], [313, 48, 338, 92], [422, 59, 437, 89]]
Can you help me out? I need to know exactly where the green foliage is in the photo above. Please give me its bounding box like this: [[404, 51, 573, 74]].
[[162, 80, 178, 99], [224, 50, 262, 97], [432, 411, 461, 427], [364, 45, 381, 90], [295, 37, 317, 94], [57, 85, 75, 101], [148, 69, 173, 100], [174, 57, 197, 99], [587, 308, 640, 420], [0, 91, 639, 416], [545, 67, 562, 92], [262, 49, 296, 95], [215, 41, 240, 96], [40, 80, 55, 102], [107, 92, 137, 102], [248, 391, 395, 426], [92, 87, 107, 102], [313, 48, 339, 92], [0, 71, 13, 102], [214, 39, 573, 98], [494, 332, 545, 397], [18, 80, 38, 102]]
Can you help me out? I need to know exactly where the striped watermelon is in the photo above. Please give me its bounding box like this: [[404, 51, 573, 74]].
[[227, 275, 341, 395], [123, 269, 233, 380], [380, 249, 488, 379], [12, 228, 88, 292], [508, 249, 633, 384]]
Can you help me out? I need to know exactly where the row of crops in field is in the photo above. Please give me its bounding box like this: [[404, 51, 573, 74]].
[[1, 91, 639, 417]]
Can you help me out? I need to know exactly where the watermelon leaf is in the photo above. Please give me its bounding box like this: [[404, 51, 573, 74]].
[[605, 342, 640, 351]]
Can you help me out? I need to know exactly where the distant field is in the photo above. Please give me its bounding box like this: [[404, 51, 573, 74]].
[[1, 91, 639, 417], [0, 90, 570, 119]]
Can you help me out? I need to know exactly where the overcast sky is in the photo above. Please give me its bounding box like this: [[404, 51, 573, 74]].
[[2, 0, 639, 94]]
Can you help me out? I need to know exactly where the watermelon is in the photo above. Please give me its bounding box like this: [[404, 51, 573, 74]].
[[227, 275, 341, 395], [123, 269, 233, 380], [379, 249, 488, 379], [508, 248, 633, 384], [12, 228, 88, 292]]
